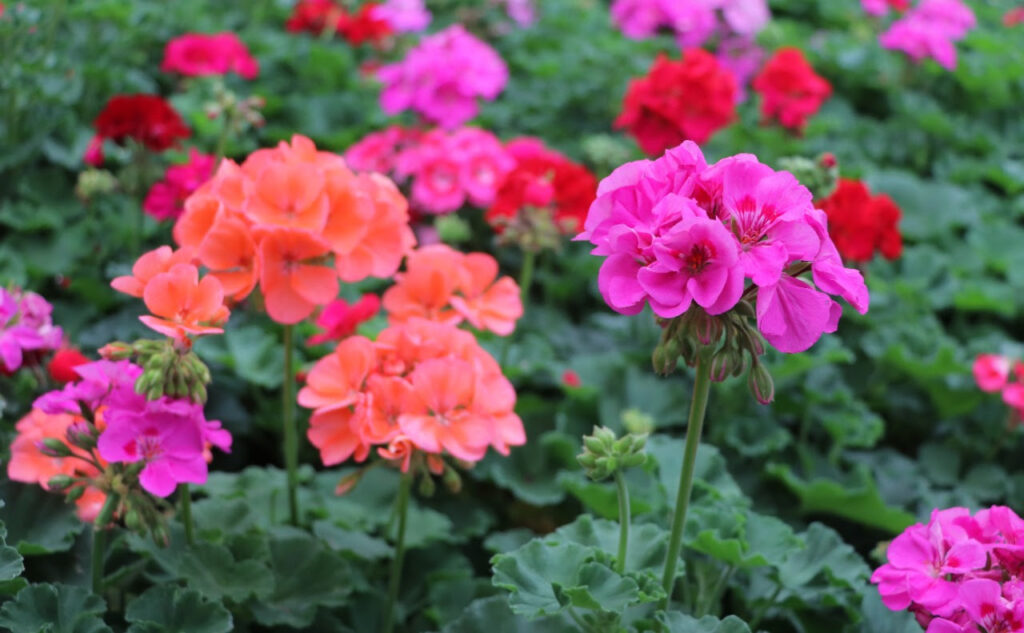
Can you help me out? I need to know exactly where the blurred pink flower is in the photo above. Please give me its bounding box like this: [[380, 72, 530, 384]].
[[161, 32, 260, 79], [879, 0, 975, 70], [143, 149, 217, 221], [372, 0, 431, 32], [973, 354, 1012, 392], [83, 135, 105, 166], [308, 294, 381, 345], [377, 25, 507, 129]]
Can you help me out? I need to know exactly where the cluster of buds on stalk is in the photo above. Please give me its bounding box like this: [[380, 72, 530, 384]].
[[652, 303, 774, 404], [577, 425, 648, 481], [776, 152, 839, 200], [491, 203, 568, 254], [100, 339, 212, 404], [74, 169, 119, 201], [204, 79, 265, 131]]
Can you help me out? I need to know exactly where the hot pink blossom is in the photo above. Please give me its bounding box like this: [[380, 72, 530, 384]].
[[879, 0, 975, 70], [161, 32, 260, 79], [371, 0, 431, 32], [1, 288, 63, 373], [83, 135, 105, 166], [377, 25, 507, 129], [610, 0, 769, 47], [143, 149, 217, 221], [974, 354, 1012, 392]]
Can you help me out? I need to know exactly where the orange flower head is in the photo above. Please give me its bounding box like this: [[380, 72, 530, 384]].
[[297, 335, 376, 412], [140, 263, 230, 343], [111, 245, 197, 297], [333, 173, 416, 283], [197, 215, 260, 301], [382, 244, 464, 325], [377, 435, 415, 472], [257, 227, 338, 324], [451, 252, 523, 336], [308, 408, 372, 466]]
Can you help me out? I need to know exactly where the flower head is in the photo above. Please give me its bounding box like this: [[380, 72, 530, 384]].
[[161, 32, 259, 79], [817, 178, 902, 262], [93, 94, 190, 153], [308, 294, 381, 345], [0, 287, 63, 373], [143, 150, 216, 221], [752, 47, 832, 131], [879, 0, 975, 70]]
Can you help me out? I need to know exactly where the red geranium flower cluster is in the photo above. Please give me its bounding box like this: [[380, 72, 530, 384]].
[[486, 138, 598, 241], [817, 178, 902, 263], [84, 94, 190, 165], [286, 0, 393, 46], [615, 49, 737, 156], [752, 47, 832, 132]]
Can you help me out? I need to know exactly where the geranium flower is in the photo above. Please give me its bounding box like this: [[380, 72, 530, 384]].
[[111, 245, 197, 298], [143, 149, 216, 221], [161, 32, 259, 79], [47, 348, 90, 383], [371, 0, 431, 33], [92, 94, 190, 153], [139, 264, 230, 343], [879, 0, 975, 70], [615, 50, 737, 155], [752, 47, 832, 131], [817, 178, 902, 262], [0, 288, 63, 373], [308, 295, 381, 345]]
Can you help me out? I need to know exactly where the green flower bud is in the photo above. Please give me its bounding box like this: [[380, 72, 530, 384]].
[[40, 438, 72, 458], [47, 474, 75, 491], [65, 485, 86, 503], [436, 214, 473, 244], [418, 474, 436, 498], [748, 362, 775, 405], [442, 467, 462, 494], [94, 492, 120, 529]]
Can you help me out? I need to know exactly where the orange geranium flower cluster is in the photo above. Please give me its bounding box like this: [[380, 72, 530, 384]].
[[112, 246, 230, 346], [297, 318, 525, 471], [382, 244, 522, 336], [172, 134, 416, 324], [7, 408, 107, 521]]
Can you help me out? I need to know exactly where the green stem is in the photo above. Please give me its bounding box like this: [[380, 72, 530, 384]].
[[91, 527, 105, 595], [180, 484, 195, 545], [214, 105, 233, 163], [748, 583, 783, 630], [519, 250, 535, 306], [659, 354, 713, 610], [382, 472, 413, 633], [615, 470, 630, 574], [282, 324, 299, 526]]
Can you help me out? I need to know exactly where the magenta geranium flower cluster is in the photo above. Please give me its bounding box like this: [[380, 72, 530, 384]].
[[873, 506, 1024, 631], [577, 141, 869, 354], [877, 0, 976, 70], [0, 287, 63, 373], [35, 360, 230, 497], [377, 24, 508, 129], [610, 0, 770, 48]]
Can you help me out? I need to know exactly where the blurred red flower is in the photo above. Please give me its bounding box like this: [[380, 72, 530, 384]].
[[47, 348, 90, 384], [308, 294, 382, 345], [615, 50, 737, 155], [752, 47, 832, 131], [93, 94, 191, 153], [817, 178, 902, 263]]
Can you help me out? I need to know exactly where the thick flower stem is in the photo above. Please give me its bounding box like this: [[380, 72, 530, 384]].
[[180, 483, 195, 546], [519, 250, 536, 305], [615, 470, 630, 574], [282, 324, 299, 526], [91, 527, 105, 595], [659, 355, 713, 609], [383, 472, 413, 633]]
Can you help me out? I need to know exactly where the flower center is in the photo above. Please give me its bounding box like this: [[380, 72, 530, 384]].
[[683, 242, 714, 274]]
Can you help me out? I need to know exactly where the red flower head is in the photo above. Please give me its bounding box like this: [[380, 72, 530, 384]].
[[340, 3, 394, 46], [1005, 7, 1024, 26], [47, 348, 90, 383], [486, 138, 598, 238], [615, 50, 737, 156], [752, 47, 832, 132], [308, 294, 382, 346], [817, 178, 903, 263], [286, 0, 346, 35], [93, 94, 190, 153]]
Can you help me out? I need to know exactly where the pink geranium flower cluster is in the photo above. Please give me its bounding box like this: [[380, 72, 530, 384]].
[[878, 0, 975, 70], [872, 506, 1024, 632], [0, 287, 63, 374], [577, 141, 869, 354], [377, 24, 508, 129], [345, 126, 514, 215], [34, 360, 230, 497], [143, 149, 217, 221], [161, 32, 260, 79], [371, 0, 431, 32], [610, 0, 770, 48], [973, 354, 1024, 424]]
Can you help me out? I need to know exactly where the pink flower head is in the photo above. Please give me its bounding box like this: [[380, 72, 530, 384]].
[[0, 288, 63, 373], [879, 0, 974, 71], [83, 135, 105, 166], [161, 32, 260, 79], [377, 25, 507, 129], [34, 360, 144, 416], [610, 0, 768, 47], [143, 149, 217, 221], [308, 294, 381, 345], [974, 354, 1012, 392], [97, 397, 213, 497], [371, 0, 431, 32], [500, 0, 537, 26]]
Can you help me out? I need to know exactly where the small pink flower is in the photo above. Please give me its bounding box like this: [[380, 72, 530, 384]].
[[308, 294, 381, 345], [879, 0, 974, 71], [974, 354, 1012, 392], [562, 369, 581, 388], [143, 149, 216, 221], [372, 0, 431, 33], [83, 135, 105, 166]]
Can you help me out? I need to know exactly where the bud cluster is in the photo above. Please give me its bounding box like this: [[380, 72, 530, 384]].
[[577, 426, 648, 481], [101, 339, 212, 404], [204, 80, 266, 131], [491, 203, 566, 254], [652, 303, 774, 404], [777, 152, 839, 200]]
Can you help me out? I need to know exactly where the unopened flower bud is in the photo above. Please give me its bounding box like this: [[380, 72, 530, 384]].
[[98, 342, 132, 360], [66, 420, 96, 450], [621, 409, 655, 435], [47, 474, 75, 491], [334, 470, 363, 496], [436, 214, 472, 244], [418, 474, 436, 497], [748, 362, 775, 405], [442, 467, 462, 494], [65, 485, 86, 503], [124, 509, 142, 531], [94, 492, 119, 529], [152, 522, 170, 547], [39, 438, 72, 458], [621, 453, 647, 468]]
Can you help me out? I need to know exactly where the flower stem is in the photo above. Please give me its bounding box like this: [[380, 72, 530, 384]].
[[519, 250, 535, 305], [282, 324, 299, 526], [383, 472, 413, 633], [180, 483, 195, 546], [660, 354, 713, 609], [91, 527, 105, 595], [615, 470, 630, 574]]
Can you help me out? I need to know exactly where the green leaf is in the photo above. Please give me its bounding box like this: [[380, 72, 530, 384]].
[[248, 527, 355, 628], [0, 583, 111, 633], [552, 514, 668, 575], [125, 586, 232, 633], [688, 506, 801, 570], [656, 612, 752, 633], [766, 463, 916, 534], [438, 596, 576, 633], [0, 481, 84, 555], [313, 521, 393, 560], [0, 504, 25, 592]]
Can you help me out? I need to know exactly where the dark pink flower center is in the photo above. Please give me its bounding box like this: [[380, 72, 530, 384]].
[[684, 242, 715, 274]]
